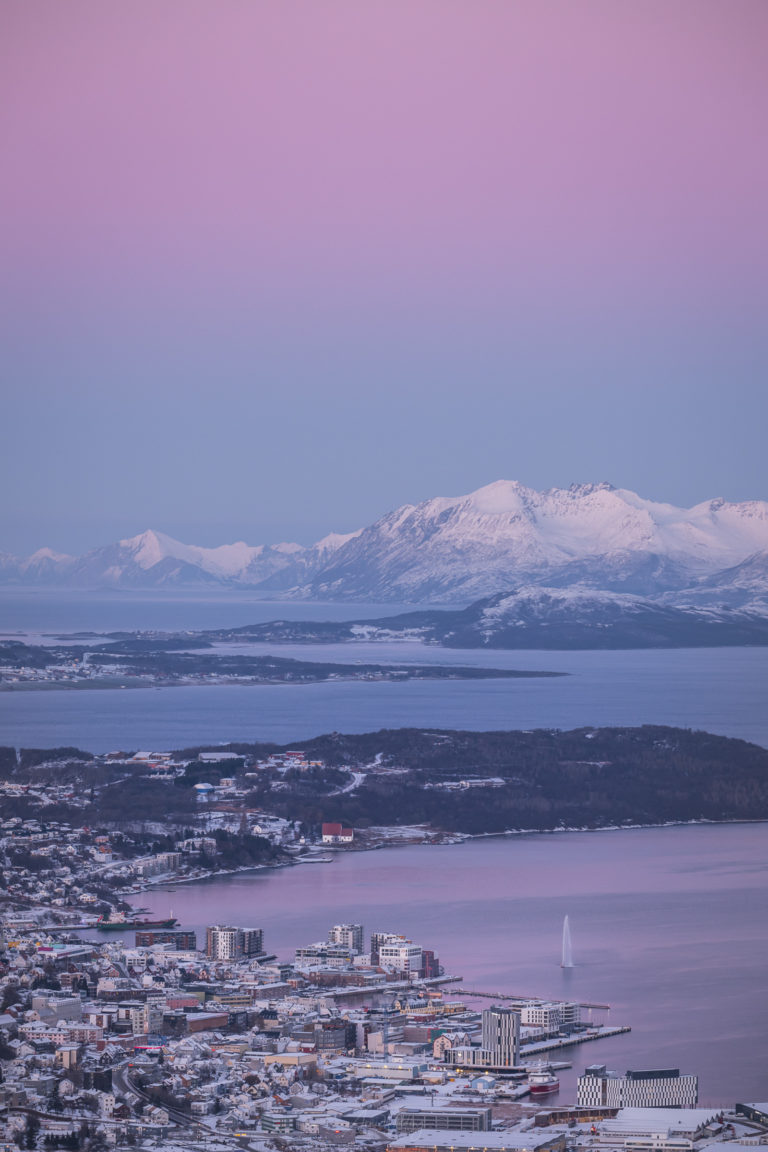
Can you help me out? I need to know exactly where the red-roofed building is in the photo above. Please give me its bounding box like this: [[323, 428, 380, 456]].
[[322, 822, 354, 844]]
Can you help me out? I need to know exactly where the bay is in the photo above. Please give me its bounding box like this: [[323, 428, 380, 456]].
[[131, 823, 768, 1105]]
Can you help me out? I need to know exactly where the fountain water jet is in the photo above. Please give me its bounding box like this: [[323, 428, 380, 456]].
[[561, 914, 574, 968]]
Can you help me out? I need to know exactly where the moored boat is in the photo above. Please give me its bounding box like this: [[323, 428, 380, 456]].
[[527, 1062, 560, 1095], [96, 914, 178, 931]]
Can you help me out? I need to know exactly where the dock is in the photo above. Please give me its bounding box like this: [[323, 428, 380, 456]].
[[521, 1025, 631, 1055], [462, 990, 610, 1010]]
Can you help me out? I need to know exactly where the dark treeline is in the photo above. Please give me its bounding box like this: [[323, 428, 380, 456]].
[[226, 726, 768, 834], [7, 726, 768, 837]]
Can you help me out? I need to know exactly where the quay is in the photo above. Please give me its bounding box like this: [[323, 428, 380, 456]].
[[521, 1024, 631, 1055], [463, 989, 610, 1010], [331, 974, 461, 1001]]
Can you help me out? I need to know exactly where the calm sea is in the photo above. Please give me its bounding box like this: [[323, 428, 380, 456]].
[[127, 825, 768, 1105]]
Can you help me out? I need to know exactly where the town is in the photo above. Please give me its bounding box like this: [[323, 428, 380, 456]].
[[3, 904, 765, 1152], [1, 748, 766, 1151]]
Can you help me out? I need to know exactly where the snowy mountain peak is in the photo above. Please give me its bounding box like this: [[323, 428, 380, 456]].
[[119, 529, 183, 569], [463, 479, 533, 515]]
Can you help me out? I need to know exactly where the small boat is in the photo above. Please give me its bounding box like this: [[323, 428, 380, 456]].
[[527, 1062, 560, 1096]]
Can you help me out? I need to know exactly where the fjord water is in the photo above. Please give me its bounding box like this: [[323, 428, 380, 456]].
[[137, 824, 768, 1104], [2, 592, 767, 752], [1, 642, 767, 751]]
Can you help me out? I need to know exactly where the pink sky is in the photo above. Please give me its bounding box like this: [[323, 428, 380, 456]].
[[3, 0, 767, 318], [2, 1, 767, 552]]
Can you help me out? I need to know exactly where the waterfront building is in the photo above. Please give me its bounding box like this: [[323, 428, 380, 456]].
[[135, 929, 197, 950], [577, 1066, 699, 1108], [379, 940, 423, 975], [444, 1006, 521, 1070], [371, 931, 400, 965], [295, 942, 355, 967], [205, 924, 263, 960], [736, 1103, 768, 1126], [321, 822, 354, 843], [328, 923, 364, 953], [420, 947, 441, 977], [482, 1004, 521, 1066], [520, 1000, 581, 1032]]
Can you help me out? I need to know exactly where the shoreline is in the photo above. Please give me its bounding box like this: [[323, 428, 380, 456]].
[[120, 817, 768, 903], [0, 667, 564, 692]]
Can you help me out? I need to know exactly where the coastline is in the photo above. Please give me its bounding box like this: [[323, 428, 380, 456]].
[[0, 667, 564, 692], [120, 816, 768, 904]]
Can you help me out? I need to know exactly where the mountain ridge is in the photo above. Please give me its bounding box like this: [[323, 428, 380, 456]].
[[3, 480, 768, 607]]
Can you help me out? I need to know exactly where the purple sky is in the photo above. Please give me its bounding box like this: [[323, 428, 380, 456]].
[[3, 1, 768, 553]]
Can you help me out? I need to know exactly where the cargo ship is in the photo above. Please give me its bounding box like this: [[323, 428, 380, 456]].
[[96, 914, 178, 932]]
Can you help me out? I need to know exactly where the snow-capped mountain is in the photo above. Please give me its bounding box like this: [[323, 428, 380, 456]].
[[0, 528, 362, 590], [304, 481, 768, 603], [53, 530, 317, 590], [3, 482, 768, 606]]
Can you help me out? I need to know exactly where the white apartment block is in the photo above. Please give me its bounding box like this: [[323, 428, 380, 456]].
[[206, 924, 263, 960], [378, 942, 422, 974], [520, 1001, 581, 1031], [328, 923, 364, 953]]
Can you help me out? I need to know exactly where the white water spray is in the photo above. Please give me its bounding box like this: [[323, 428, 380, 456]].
[[561, 914, 574, 968]]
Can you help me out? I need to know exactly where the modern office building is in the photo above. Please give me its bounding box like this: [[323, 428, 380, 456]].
[[444, 1006, 521, 1070], [396, 1106, 492, 1133], [482, 1005, 521, 1067], [577, 1066, 698, 1108]]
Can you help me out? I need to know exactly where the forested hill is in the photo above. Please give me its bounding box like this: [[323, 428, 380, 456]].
[[182, 725, 768, 835]]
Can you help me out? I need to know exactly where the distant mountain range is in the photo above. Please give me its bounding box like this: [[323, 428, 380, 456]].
[[4, 482, 768, 619]]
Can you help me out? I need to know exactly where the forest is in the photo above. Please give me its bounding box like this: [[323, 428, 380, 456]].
[[187, 725, 768, 834]]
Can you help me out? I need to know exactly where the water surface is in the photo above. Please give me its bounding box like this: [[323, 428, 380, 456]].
[[1, 646, 766, 751], [132, 824, 768, 1105]]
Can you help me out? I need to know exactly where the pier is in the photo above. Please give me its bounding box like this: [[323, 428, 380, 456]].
[[462, 989, 610, 1010], [521, 1025, 631, 1055]]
